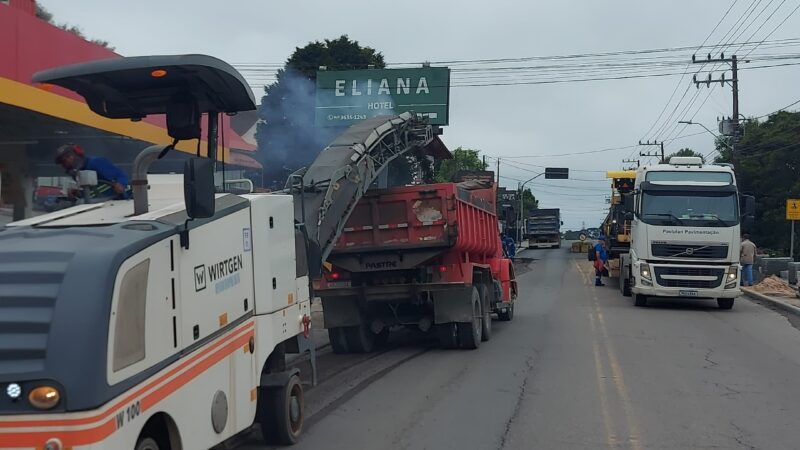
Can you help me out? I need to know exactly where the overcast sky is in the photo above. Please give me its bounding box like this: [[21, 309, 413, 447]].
[[41, 0, 800, 230]]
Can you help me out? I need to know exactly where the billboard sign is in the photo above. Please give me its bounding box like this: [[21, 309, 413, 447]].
[[315, 67, 450, 127]]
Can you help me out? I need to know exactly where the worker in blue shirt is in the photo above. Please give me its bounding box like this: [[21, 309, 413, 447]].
[[503, 235, 516, 258], [594, 236, 610, 286], [55, 144, 131, 200]]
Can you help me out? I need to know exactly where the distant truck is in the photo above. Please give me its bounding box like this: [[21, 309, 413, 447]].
[[315, 181, 518, 353], [524, 208, 562, 249]]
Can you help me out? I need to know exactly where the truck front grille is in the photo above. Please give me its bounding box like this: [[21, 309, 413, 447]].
[[654, 266, 725, 289], [652, 243, 728, 259]]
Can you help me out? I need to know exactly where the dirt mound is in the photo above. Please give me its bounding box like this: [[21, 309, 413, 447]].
[[751, 275, 798, 297]]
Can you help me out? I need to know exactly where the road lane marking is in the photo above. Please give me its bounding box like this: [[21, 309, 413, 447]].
[[574, 261, 617, 448], [575, 260, 644, 450]]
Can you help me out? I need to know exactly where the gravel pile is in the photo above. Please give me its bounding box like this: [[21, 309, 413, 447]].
[[751, 275, 798, 298]]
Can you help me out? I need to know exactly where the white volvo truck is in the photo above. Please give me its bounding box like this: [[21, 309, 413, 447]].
[[620, 157, 755, 309]]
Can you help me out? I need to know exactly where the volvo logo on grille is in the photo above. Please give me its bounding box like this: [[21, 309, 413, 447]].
[[685, 248, 694, 255]]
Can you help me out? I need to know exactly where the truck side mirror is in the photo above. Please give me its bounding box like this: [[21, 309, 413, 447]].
[[744, 195, 755, 217], [184, 158, 215, 219], [741, 195, 755, 228]]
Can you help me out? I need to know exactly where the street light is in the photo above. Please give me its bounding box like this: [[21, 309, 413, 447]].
[[678, 120, 734, 151], [516, 168, 569, 243]]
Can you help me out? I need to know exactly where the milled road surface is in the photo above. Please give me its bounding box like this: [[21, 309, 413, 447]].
[[259, 249, 800, 449]]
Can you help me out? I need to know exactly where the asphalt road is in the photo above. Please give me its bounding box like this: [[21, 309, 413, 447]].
[[257, 248, 800, 449]]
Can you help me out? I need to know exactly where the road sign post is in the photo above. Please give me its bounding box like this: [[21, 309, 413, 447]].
[[786, 199, 800, 258]]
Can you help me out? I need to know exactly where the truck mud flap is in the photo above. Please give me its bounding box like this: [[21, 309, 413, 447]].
[[433, 286, 474, 324], [320, 296, 362, 328]]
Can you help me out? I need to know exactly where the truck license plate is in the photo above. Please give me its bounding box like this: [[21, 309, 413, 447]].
[[327, 281, 352, 288], [679, 290, 699, 297]]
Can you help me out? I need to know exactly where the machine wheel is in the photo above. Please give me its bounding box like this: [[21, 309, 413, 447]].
[[498, 303, 514, 321], [374, 328, 390, 347], [260, 374, 304, 445], [457, 288, 482, 350], [479, 285, 492, 342], [327, 327, 349, 354], [344, 322, 376, 353], [437, 322, 459, 349], [135, 438, 160, 450], [717, 298, 735, 310], [634, 294, 648, 307], [621, 277, 632, 297]]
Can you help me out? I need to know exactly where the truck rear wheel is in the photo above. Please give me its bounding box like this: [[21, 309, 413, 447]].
[[717, 298, 734, 310], [344, 323, 376, 353], [260, 374, 304, 445], [634, 294, 648, 307], [328, 327, 349, 354], [437, 322, 459, 349], [479, 285, 492, 342], [457, 288, 482, 350]]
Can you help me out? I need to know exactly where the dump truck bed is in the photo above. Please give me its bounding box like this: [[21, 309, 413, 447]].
[[331, 182, 501, 259]]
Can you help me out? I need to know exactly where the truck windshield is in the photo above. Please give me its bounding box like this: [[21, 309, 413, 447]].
[[640, 191, 739, 227]]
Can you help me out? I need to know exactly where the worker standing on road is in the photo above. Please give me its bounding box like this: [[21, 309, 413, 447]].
[[594, 236, 609, 286], [741, 234, 756, 287], [55, 144, 131, 200], [504, 235, 516, 258]]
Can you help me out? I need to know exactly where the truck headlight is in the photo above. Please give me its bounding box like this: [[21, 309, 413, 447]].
[[725, 266, 739, 289], [640, 264, 652, 281]]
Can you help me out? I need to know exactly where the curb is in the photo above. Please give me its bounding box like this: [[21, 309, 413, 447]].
[[743, 289, 800, 316]]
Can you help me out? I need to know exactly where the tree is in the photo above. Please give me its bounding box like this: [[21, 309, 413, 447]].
[[715, 111, 800, 255], [255, 36, 385, 188], [35, 3, 113, 50], [522, 188, 539, 211], [434, 147, 488, 182], [667, 148, 705, 163]]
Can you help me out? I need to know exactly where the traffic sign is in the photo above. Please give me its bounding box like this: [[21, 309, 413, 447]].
[[787, 199, 800, 220], [544, 167, 569, 179]]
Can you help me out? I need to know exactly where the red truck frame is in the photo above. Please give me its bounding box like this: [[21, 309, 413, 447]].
[[315, 182, 517, 353]]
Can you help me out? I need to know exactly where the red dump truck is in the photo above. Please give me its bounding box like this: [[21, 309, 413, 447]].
[[314, 181, 518, 353]]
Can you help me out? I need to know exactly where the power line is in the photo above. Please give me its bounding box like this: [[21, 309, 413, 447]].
[[743, 2, 800, 58], [639, 0, 741, 143], [752, 97, 800, 118]]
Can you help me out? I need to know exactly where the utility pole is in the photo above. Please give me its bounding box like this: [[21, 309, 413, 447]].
[[496, 157, 500, 184], [622, 158, 639, 171], [638, 140, 665, 163], [692, 53, 741, 166]]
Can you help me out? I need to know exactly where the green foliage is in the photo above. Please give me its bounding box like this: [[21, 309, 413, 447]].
[[715, 111, 800, 255], [286, 35, 386, 80], [522, 188, 539, 211], [667, 148, 705, 163], [35, 3, 114, 50], [256, 35, 385, 188], [433, 147, 488, 182]]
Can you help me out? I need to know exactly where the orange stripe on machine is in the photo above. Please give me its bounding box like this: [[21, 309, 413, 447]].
[[0, 322, 255, 446]]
